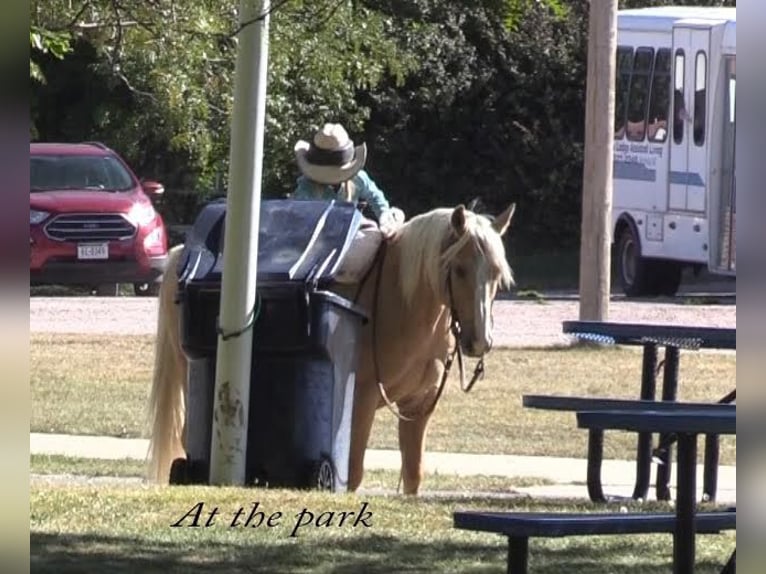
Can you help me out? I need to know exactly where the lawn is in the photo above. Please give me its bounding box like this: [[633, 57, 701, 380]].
[[30, 480, 736, 574], [30, 332, 737, 573], [30, 333, 737, 464]]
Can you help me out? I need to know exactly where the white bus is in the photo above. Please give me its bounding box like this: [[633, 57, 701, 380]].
[[612, 6, 735, 296]]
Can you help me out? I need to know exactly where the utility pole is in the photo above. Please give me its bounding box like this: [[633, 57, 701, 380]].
[[579, 0, 618, 321], [209, 0, 270, 485]]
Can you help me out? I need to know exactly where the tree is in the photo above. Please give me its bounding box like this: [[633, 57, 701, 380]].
[[357, 0, 585, 249], [30, 25, 71, 84], [30, 0, 736, 249], [30, 0, 412, 215]]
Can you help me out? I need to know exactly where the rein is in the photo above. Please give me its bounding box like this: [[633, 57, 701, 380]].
[[361, 240, 486, 423]]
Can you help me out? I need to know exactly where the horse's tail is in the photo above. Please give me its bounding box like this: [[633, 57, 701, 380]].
[[146, 244, 188, 483]]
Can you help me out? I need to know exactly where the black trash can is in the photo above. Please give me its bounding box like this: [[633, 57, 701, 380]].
[[170, 199, 368, 492]]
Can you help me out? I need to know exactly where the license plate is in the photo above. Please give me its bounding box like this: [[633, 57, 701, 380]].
[[77, 243, 109, 260]]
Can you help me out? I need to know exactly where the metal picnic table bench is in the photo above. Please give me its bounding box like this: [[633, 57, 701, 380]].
[[523, 395, 735, 502], [453, 406, 736, 574], [576, 407, 737, 574], [534, 321, 736, 503]]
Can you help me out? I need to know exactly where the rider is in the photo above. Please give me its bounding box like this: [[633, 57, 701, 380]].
[[292, 122, 404, 238]]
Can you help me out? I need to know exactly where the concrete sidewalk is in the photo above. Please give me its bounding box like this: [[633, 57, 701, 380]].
[[30, 432, 736, 503]]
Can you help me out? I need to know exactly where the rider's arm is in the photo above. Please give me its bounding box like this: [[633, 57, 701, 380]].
[[354, 171, 390, 220]]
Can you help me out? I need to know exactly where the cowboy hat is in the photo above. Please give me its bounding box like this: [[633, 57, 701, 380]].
[[294, 123, 367, 185]]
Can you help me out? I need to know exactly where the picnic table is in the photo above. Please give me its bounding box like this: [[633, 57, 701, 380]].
[[454, 404, 736, 574], [523, 395, 734, 502], [558, 321, 736, 502], [577, 406, 736, 574]]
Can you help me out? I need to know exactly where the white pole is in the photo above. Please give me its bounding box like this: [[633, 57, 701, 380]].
[[579, 0, 618, 321], [209, 0, 270, 485]]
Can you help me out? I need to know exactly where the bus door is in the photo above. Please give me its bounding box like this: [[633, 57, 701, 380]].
[[669, 25, 711, 213], [713, 56, 736, 274]]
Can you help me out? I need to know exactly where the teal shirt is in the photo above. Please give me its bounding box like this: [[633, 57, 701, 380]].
[[292, 170, 390, 219]]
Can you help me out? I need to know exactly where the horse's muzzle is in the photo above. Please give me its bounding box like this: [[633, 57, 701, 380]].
[[463, 334, 492, 358]]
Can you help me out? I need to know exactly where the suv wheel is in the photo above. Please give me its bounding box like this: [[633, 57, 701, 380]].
[[134, 282, 160, 297]]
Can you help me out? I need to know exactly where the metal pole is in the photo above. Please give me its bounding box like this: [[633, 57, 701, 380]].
[[578, 0, 618, 321], [209, 0, 270, 485]]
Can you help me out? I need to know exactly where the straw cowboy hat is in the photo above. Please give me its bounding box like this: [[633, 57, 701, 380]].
[[294, 123, 368, 185]]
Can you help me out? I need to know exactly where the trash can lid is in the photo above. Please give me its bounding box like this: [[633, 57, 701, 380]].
[[181, 199, 365, 284]]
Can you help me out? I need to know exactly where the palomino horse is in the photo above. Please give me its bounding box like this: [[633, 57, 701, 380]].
[[147, 203, 515, 495]]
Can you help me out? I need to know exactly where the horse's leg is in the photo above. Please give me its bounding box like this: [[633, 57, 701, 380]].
[[348, 376, 381, 492], [397, 359, 443, 495]]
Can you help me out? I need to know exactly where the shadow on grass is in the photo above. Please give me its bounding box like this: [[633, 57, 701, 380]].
[[30, 530, 733, 574], [31, 531, 500, 574]]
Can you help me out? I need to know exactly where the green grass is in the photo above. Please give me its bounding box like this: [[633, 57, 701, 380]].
[[30, 482, 735, 574], [29, 331, 737, 573], [31, 455, 148, 478], [31, 333, 154, 437], [30, 334, 737, 464], [30, 454, 552, 491]]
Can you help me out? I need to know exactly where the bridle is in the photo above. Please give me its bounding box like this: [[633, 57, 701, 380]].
[[355, 238, 488, 423], [446, 269, 488, 394]]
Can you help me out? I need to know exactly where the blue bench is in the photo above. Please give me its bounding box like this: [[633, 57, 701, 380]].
[[455, 407, 736, 573], [523, 395, 735, 502], [560, 321, 736, 503], [453, 509, 736, 574], [576, 408, 736, 574], [562, 321, 737, 506]]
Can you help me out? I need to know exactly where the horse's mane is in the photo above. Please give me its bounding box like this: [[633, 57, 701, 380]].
[[397, 208, 514, 307]]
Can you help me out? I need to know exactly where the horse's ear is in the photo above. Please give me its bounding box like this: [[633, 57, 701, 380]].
[[492, 203, 516, 236], [451, 204, 467, 234]]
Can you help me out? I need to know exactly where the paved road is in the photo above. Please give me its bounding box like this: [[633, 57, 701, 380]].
[[30, 295, 736, 348]]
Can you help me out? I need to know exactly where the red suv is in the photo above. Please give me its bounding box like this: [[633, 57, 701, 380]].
[[30, 142, 169, 295]]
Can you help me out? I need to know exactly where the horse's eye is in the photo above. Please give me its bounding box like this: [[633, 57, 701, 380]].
[[453, 265, 467, 279]]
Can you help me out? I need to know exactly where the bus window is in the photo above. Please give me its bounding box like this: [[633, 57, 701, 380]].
[[626, 47, 654, 141], [614, 46, 634, 139], [694, 50, 707, 146], [647, 48, 671, 142], [673, 50, 685, 144]]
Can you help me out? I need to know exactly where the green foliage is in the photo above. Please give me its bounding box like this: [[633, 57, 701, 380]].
[[260, 1, 417, 198], [29, 25, 71, 83], [358, 0, 588, 249], [30, 0, 412, 223], [499, 0, 569, 31], [29, 0, 737, 248]]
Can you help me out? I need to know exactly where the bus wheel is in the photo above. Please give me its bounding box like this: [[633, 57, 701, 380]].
[[617, 226, 651, 297]]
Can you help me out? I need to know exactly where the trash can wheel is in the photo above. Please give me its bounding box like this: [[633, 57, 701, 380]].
[[309, 457, 335, 491], [169, 458, 187, 485]]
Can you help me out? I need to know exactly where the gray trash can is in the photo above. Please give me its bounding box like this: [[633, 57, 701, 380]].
[[170, 199, 368, 491]]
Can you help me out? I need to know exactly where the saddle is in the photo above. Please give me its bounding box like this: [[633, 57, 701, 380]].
[[333, 217, 383, 284]]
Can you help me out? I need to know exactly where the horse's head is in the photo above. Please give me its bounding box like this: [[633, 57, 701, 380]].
[[441, 204, 515, 357], [397, 203, 515, 357]]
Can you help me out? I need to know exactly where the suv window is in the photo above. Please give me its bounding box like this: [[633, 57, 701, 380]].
[[30, 155, 135, 192]]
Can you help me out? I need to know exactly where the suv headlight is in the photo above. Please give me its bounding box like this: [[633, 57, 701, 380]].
[[127, 203, 157, 226], [30, 210, 49, 225]]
